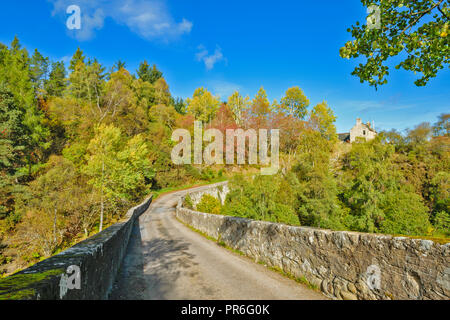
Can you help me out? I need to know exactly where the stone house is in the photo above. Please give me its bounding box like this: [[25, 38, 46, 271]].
[[338, 118, 377, 143]]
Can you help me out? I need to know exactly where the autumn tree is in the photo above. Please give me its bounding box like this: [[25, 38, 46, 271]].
[[310, 101, 338, 144], [186, 87, 220, 123], [15, 156, 76, 257], [227, 91, 249, 125], [83, 124, 153, 231], [433, 113, 449, 137], [340, 0, 449, 87], [279, 86, 310, 119]]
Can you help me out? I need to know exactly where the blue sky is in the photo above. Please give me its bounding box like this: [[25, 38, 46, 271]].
[[0, 0, 448, 133]]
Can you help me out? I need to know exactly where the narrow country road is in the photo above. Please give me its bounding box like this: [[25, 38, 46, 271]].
[[109, 185, 326, 300]]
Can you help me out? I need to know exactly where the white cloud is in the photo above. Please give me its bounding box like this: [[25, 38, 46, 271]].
[[341, 99, 414, 113], [196, 45, 225, 70], [48, 0, 192, 41], [208, 80, 241, 99]]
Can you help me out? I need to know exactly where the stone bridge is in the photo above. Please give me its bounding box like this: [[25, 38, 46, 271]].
[[0, 182, 448, 300]]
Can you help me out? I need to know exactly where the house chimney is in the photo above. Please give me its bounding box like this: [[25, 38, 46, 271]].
[[356, 118, 362, 125]]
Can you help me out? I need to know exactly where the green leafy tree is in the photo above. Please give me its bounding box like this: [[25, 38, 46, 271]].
[[223, 175, 300, 225], [68, 57, 106, 112], [83, 124, 153, 231], [293, 127, 346, 229], [0, 37, 50, 175], [0, 85, 28, 218], [45, 61, 66, 97], [137, 61, 163, 84], [279, 86, 310, 119], [172, 97, 186, 114], [340, 0, 449, 87], [113, 60, 126, 72], [380, 188, 432, 235], [30, 49, 49, 91], [341, 137, 431, 235], [69, 48, 85, 72], [433, 211, 450, 236]]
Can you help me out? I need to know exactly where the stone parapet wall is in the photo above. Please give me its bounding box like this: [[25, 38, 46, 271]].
[[0, 196, 152, 300], [186, 182, 229, 206], [177, 184, 450, 300]]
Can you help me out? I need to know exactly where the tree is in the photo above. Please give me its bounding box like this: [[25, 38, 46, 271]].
[[0, 37, 50, 176], [433, 211, 450, 236], [68, 57, 106, 112], [113, 60, 126, 72], [0, 85, 28, 218], [227, 91, 249, 125], [103, 68, 147, 135], [310, 101, 338, 143], [341, 137, 431, 235], [172, 97, 186, 114], [186, 87, 220, 122], [223, 175, 300, 225], [250, 87, 271, 118], [340, 0, 449, 87], [197, 194, 222, 214], [149, 64, 163, 84], [433, 113, 450, 137], [83, 124, 153, 231], [406, 122, 432, 145], [83, 124, 120, 232], [18, 156, 77, 256], [293, 124, 345, 229], [153, 77, 172, 106], [30, 49, 49, 91], [279, 86, 310, 119], [45, 61, 66, 97], [69, 48, 85, 72], [137, 61, 163, 84]]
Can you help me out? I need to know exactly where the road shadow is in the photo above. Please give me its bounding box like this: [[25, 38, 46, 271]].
[[109, 212, 196, 300]]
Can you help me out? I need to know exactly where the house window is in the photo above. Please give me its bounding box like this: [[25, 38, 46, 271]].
[[363, 130, 366, 135]]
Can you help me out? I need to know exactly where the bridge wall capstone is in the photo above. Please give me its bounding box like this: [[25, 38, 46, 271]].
[[176, 183, 450, 300], [0, 196, 152, 300]]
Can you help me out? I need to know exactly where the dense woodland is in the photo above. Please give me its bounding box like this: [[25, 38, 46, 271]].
[[0, 37, 448, 276]]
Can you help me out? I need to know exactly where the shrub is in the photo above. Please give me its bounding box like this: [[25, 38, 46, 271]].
[[184, 195, 194, 210], [197, 194, 222, 214]]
